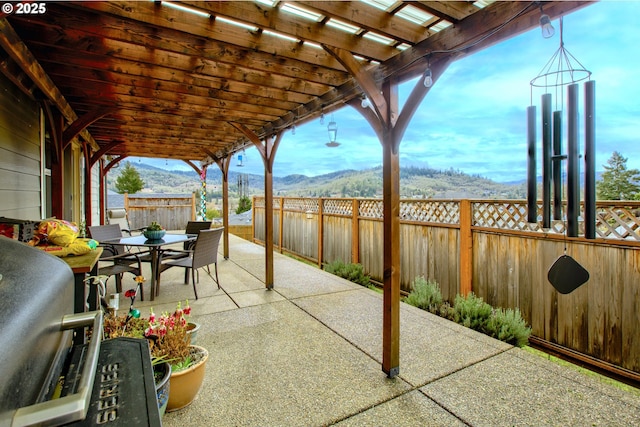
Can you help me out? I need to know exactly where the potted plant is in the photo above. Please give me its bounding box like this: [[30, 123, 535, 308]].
[[101, 278, 208, 413], [143, 221, 166, 240], [144, 301, 209, 412]]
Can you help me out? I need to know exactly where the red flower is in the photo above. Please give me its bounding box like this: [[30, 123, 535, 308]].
[[157, 324, 167, 337], [125, 289, 137, 298]]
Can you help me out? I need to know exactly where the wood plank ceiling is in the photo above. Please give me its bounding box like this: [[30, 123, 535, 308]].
[[2, 1, 590, 165]]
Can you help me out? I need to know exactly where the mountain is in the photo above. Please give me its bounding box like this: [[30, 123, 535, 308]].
[[107, 162, 526, 199]]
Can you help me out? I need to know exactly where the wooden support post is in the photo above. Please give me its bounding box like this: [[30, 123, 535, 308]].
[[351, 199, 360, 264], [99, 161, 105, 225], [279, 197, 284, 253], [264, 168, 274, 288], [381, 80, 401, 378], [191, 192, 196, 221], [459, 199, 473, 296], [82, 143, 92, 226], [124, 192, 129, 213], [229, 123, 282, 289], [221, 158, 230, 259], [317, 198, 324, 268], [324, 47, 448, 379], [251, 196, 256, 243], [382, 133, 401, 378]]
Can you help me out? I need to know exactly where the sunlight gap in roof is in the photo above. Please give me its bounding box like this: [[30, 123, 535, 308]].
[[473, 0, 495, 9], [215, 16, 258, 32], [395, 5, 434, 26], [362, 31, 395, 45], [280, 3, 324, 22], [255, 0, 278, 7], [430, 20, 453, 32], [362, 0, 398, 12], [162, 1, 210, 18], [326, 18, 361, 35], [304, 41, 323, 50], [263, 29, 300, 43]]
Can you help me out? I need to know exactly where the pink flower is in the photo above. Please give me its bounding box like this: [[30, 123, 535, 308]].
[[149, 310, 156, 324], [183, 305, 191, 316], [144, 326, 155, 337], [157, 324, 167, 337]]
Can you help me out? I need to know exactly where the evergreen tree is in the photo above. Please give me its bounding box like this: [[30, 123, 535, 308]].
[[235, 195, 252, 214], [115, 161, 145, 194], [596, 151, 640, 200]]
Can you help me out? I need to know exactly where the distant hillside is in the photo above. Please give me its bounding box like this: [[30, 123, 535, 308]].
[[107, 162, 526, 199]]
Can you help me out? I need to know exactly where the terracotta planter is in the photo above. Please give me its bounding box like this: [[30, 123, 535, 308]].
[[154, 362, 171, 418], [166, 345, 209, 412]]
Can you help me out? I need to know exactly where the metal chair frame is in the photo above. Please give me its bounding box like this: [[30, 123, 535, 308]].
[[88, 224, 151, 299], [159, 228, 223, 300]]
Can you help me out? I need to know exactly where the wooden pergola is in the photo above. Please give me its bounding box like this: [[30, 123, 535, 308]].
[[0, 0, 590, 377]]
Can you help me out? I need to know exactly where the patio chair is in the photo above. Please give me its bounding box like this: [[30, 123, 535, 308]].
[[158, 227, 223, 300], [158, 220, 212, 262], [87, 224, 146, 300], [106, 208, 133, 235], [183, 220, 212, 249]]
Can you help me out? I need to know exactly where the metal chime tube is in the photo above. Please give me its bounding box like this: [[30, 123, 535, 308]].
[[552, 111, 563, 220], [542, 94, 552, 229], [567, 84, 580, 237], [527, 105, 537, 223], [584, 80, 596, 239]]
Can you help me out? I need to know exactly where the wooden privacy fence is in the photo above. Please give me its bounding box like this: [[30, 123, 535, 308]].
[[124, 193, 196, 230], [253, 196, 640, 376]]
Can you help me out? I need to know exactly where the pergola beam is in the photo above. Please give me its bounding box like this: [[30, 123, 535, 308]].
[[0, 19, 99, 151]]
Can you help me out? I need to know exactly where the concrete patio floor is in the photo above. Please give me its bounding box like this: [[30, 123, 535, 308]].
[[124, 234, 640, 427]]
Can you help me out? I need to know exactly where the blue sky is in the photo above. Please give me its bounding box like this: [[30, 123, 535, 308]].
[[136, 1, 640, 183]]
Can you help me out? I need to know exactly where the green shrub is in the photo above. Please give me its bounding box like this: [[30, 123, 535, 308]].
[[324, 260, 370, 288], [403, 276, 443, 313], [452, 292, 493, 332], [205, 208, 221, 220], [485, 307, 531, 347], [402, 276, 532, 348]]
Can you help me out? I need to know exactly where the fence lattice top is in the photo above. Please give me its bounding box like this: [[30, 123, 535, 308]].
[[254, 197, 640, 242]]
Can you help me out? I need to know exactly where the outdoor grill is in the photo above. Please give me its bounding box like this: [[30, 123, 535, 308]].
[[0, 237, 161, 426]]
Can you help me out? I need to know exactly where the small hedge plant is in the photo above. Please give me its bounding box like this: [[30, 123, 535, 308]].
[[324, 260, 371, 289], [403, 276, 531, 347]]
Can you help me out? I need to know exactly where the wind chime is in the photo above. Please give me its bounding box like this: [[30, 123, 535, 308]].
[[527, 16, 593, 294]]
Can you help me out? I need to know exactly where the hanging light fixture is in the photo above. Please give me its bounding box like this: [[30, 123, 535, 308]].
[[361, 95, 372, 109], [422, 68, 433, 88], [423, 55, 433, 88], [539, 6, 555, 38], [325, 114, 339, 147]]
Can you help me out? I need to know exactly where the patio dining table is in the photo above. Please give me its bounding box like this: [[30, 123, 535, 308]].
[[101, 233, 196, 300]]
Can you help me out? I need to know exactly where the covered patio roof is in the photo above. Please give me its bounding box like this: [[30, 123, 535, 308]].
[[1, 1, 588, 163]]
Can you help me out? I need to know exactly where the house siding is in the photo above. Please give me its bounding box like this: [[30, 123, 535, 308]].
[[0, 73, 41, 220]]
